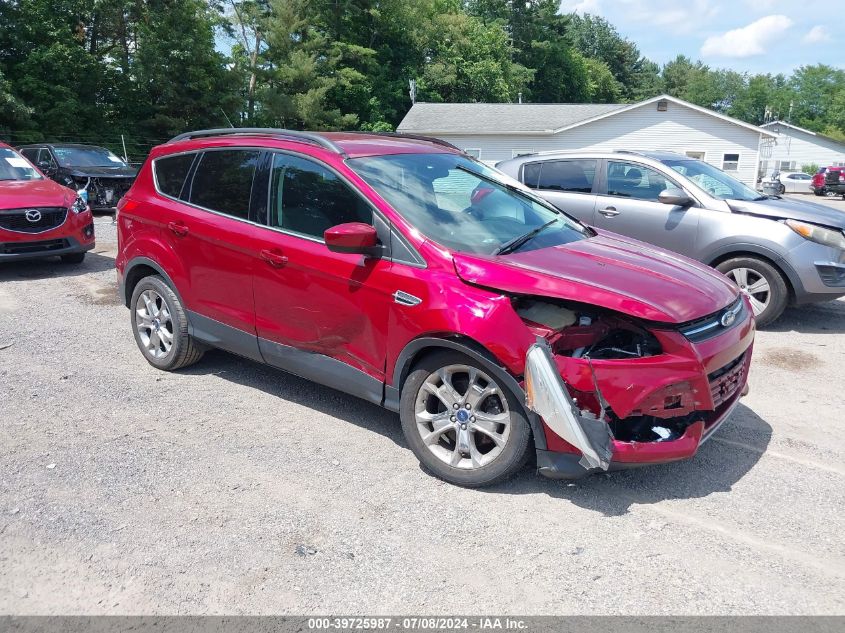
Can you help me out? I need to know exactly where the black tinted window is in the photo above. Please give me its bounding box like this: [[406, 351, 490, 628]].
[[20, 148, 38, 162], [155, 154, 195, 199], [522, 162, 541, 188], [190, 150, 260, 219], [269, 154, 371, 239], [538, 160, 596, 193]]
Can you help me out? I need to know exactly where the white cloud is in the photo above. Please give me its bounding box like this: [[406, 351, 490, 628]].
[[561, 0, 603, 14], [700, 14, 793, 58], [560, 0, 719, 34], [803, 25, 832, 44]]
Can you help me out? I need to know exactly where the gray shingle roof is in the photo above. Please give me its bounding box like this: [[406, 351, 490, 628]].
[[396, 102, 627, 134]]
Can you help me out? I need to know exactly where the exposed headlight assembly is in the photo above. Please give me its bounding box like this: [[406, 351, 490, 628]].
[[71, 195, 87, 214], [786, 219, 845, 250]]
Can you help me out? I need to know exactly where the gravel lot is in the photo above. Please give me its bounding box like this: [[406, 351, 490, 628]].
[[2, 199, 845, 615]]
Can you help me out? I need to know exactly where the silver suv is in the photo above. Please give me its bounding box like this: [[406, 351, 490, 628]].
[[496, 150, 845, 326]]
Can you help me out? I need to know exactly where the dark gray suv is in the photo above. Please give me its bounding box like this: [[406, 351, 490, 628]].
[[497, 150, 845, 326]]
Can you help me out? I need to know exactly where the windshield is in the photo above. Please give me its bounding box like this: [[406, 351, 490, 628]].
[[661, 158, 763, 201], [53, 146, 126, 168], [0, 148, 42, 181], [348, 153, 591, 255]]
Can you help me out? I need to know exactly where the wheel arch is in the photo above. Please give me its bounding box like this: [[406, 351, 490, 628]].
[[706, 246, 800, 304], [387, 334, 547, 451], [122, 257, 186, 309]]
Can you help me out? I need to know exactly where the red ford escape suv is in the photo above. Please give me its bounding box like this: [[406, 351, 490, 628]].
[[0, 142, 94, 263], [116, 129, 754, 487]]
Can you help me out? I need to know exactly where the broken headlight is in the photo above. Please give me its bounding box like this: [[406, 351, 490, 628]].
[[786, 219, 845, 251], [71, 195, 87, 214], [514, 297, 661, 359]]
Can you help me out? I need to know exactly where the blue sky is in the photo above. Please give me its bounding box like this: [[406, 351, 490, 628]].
[[559, 0, 844, 74]]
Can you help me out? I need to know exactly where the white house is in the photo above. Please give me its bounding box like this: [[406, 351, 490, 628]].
[[759, 120, 845, 175], [397, 94, 775, 185]]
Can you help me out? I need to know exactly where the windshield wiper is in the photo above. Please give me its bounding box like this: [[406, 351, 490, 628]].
[[494, 218, 559, 256]]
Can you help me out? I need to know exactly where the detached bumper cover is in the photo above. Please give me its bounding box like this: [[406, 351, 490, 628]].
[[525, 323, 753, 480]]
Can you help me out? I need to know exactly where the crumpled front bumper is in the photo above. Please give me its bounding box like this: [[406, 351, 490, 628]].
[[524, 322, 753, 480]]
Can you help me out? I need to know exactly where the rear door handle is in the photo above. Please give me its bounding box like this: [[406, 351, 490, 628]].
[[260, 249, 288, 267], [598, 206, 620, 218], [167, 221, 189, 236]]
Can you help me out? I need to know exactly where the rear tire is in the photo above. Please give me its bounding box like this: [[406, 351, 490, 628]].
[[61, 252, 85, 264], [130, 275, 204, 371], [716, 256, 788, 328], [399, 350, 532, 487]]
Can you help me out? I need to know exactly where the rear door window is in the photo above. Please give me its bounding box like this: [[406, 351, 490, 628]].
[[537, 159, 597, 193], [155, 153, 196, 199], [189, 150, 261, 220]]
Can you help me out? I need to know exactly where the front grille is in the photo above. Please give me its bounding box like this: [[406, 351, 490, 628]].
[[708, 352, 748, 408], [0, 207, 68, 233], [678, 296, 745, 343], [0, 239, 68, 255]]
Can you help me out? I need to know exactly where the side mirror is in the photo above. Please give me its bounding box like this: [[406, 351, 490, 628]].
[[658, 187, 693, 207], [324, 222, 380, 255], [38, 161, 55, 173]]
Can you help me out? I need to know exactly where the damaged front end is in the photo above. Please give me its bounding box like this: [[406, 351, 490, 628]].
[[516, 296, 754, 479]]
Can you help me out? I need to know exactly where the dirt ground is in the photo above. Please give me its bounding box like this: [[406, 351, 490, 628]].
[[1, 202, 844, 615]]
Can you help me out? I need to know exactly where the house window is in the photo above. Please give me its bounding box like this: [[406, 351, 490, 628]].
[[464, 148, 481, 159], [512, 149, 534, 158], [779, 160, 796, 171], [722, 153, 740, 172], [685, 151, 705, 161]]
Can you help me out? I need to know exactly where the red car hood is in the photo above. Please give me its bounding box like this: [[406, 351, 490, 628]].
[[0, 178, 74, 210], [453, 230, 739, 323]]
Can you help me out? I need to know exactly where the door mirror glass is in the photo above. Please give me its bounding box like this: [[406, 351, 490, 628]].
[[38, 160, 54, 171], [324, 222, 379, 254], [658, 187, 693, 206]]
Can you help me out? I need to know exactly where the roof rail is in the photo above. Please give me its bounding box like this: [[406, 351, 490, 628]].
[[346, 131, 462, 152], [167, 128, 346, 156]]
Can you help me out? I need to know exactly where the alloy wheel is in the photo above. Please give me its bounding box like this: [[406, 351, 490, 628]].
[[414, 365, 511, 470], [135, 289, 174, 359], [727, 267, 770, 316]]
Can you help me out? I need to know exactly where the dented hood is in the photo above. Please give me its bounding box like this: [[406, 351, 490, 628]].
[[453, 230, 739, 323], [727, 197, 845, 230]]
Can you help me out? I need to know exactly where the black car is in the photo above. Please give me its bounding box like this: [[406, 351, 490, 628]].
[[18, 143, 138, 210]]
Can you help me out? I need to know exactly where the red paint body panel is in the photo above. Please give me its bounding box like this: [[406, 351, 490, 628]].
[[115, 131, 757, 476], [454, 230, 739, 323]]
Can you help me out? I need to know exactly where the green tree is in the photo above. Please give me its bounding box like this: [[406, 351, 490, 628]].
[[567, 14, 661, 101], [131, 0, 239, 138]]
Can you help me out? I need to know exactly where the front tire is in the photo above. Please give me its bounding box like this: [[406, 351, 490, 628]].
[[130, 275, 204, 371], [716, 257, 788, 327], [400, 351, 532, 487]]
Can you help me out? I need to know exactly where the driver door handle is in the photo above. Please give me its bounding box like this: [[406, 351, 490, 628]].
[[260, 249, 288, 268], [599, 206, 620, 218]]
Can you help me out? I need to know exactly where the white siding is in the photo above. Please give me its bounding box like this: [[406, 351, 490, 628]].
[[434, 101, 764, 185], [761, 127, 845, 173]]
